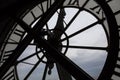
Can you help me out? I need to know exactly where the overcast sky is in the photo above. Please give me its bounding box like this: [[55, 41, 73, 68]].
[[17, 8, 108, 80]]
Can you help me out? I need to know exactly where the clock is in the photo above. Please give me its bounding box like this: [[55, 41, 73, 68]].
[[0, 0, 119, 80]]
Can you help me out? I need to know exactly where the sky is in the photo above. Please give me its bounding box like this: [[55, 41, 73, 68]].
[[16, 8, 108, 80]]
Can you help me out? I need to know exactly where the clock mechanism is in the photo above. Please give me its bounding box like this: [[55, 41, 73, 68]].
[[0, 0, 120, 80]]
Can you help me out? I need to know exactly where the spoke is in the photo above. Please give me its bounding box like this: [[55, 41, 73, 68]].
[[24, 55, 45, 80], [42, 64, 49, 80], [21, 61, 35, 65], [60, 18, 105, 42], [62, 45, 107, 51], [63, 8, 83, 32], [16, 50, 42, 64], [53, 8, 83, 37]]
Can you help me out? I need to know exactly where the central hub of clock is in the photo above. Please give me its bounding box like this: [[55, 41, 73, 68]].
[[47, 29, 63, 51]]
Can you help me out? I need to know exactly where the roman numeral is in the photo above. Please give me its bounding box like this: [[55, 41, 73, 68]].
[[3, 50, 14, 61], [90, 0, 113, 14], [90, 6, 102, 14], [82, 0, 90, 7], [31, 5, 44, 19], [39, 3, 45, 13], [106, 0, 113, 3], [65, 0, 90, 8], [14, 28, 24, 37], [47, 0, 52, 10], [2, 69, 15, 80], [4, 50, 14, 54], [68, 0, 79, 6], [30, 11, 36, 19], [114, 10, 120, 16], [39, 0, 55, 13], [112, 58, 120, 78]]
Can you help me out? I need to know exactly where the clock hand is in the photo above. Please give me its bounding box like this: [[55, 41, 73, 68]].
[[53, 8, 66, 40], [49, 8, 73, 80]]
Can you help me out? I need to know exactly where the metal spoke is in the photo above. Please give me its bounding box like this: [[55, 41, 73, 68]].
[[60, 18, 105, 42], [55, 8, 83, 37], [42, 64, 49, 80], [16, 50, 42, 64], [62, 45, 107, 51], [21, 61, 35, 65], [63, 8, 83, 32], [24, 55, 45, 80]]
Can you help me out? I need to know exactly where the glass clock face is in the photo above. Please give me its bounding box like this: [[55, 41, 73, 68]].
[[0, 0, 119, 80]]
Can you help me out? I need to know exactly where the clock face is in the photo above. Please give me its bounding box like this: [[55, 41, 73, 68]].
[[0, 0, 119, 80]]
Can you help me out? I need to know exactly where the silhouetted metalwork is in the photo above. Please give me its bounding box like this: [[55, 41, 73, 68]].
[[0, 0, 120, 80]]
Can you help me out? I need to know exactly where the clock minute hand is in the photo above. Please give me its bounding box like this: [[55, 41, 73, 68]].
[[51, 9, 73, 80], [53, 8, 66, 40]]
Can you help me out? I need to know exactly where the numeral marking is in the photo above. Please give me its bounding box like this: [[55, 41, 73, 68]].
[[14, 28, 24, 37], [40, 3, 45, 13], [39, 0, 55, 13], [82, 0, 90, 7], [47, 0, 52, 10], [64, 0, 90, 8], [2, 69, 15, 80], [9, 38, 17, 43], [114, 10, 120, 16], [4, 50, 14, 54], [68, 0, 79, 6], [90, 0, 113, 14], [3, 50, 14, 61], [106, 0, 113, 3], [31, 11, 36, 19]]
